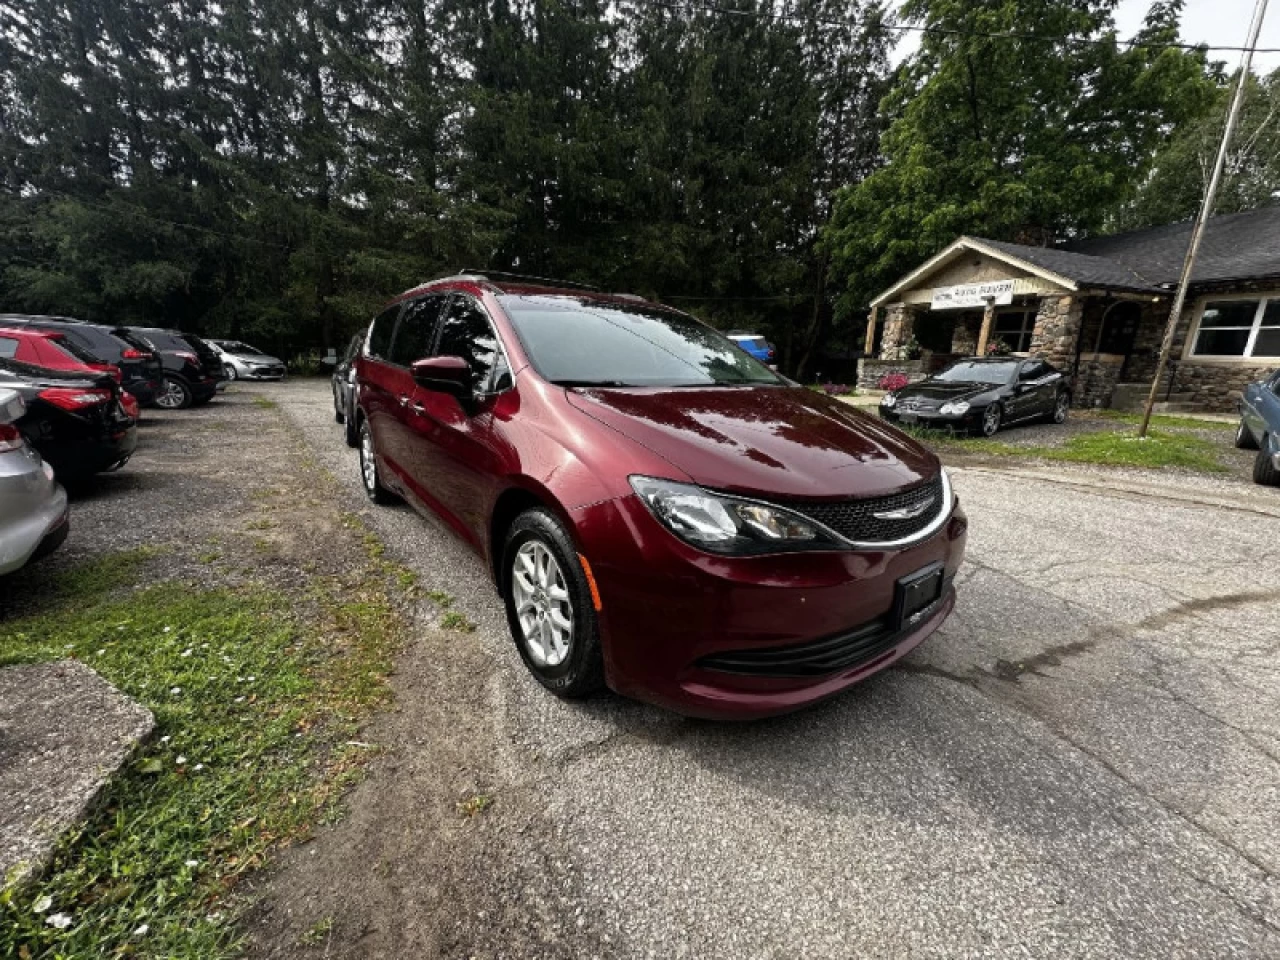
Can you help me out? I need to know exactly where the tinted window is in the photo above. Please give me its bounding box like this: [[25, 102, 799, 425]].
[[500, 296, 781, 387], [388, 294, 446, 366], [1019, 360, 1049, 381], [437, 296, 503, 392], [934, 360, 1019, 385], [49, 335, 103, 365], [218, 340, 262, 355], [367, 306, 399, 359], [0, 337, 16, 359], [134, 330, 187, 352], [54, 325, 125, 361]]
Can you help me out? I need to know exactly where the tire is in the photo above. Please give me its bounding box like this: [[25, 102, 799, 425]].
[[343, 394, 359, 447], [1253, 446, 1280, 486], [1050, 391, 1070, 425], [224, 364, 238, 381], [358, 419, 398, 504], [1235, 420, 1259, 450], [334, 386, 345, 423], [502, 507, 604, 699], [977, 403, 1002, 437], [155, 375, 193, 410]]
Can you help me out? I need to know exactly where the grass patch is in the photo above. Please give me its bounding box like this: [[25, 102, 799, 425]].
[[1033, 430, 1226, 471], [456, 794, 492, 817], [1089, 409, 1235, 431], [0, 560, 400, 958], [251, 396, 279, 410], [440, 610, 476, 633]]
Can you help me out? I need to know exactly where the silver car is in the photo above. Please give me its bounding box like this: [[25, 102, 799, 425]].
[[209, 339, 287, 381], [0, 388, 69, 575]]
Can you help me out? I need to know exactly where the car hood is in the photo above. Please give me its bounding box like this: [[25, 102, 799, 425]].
[[232, 353, 281, 363], [564, 385, 938, 499], [897, 380, 1000, 402]]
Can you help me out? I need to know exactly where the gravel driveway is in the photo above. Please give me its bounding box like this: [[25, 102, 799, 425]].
[[240, 379, 1279, 959]]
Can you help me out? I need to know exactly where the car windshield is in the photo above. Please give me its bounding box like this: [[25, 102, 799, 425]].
[[499, 296, 783, 388], [933, 360, 1019, 385], [220, 341, 262, 355]]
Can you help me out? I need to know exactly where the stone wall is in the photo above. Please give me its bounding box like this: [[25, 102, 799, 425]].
[[878, 303, 919, 360], [1074, 353, 1126, 408], [1028, 295, 1084, 372], [1172, 363, 1273, 412], [857, 358, 928, 390]]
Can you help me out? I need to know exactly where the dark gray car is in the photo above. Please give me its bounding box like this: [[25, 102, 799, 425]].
[[331, 332, 363, 446], [0, 387, 69, 575], [1236, 368, 1280, 486]]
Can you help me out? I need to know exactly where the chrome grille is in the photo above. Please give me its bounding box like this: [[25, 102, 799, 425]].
[[782, 474, 946, 545]]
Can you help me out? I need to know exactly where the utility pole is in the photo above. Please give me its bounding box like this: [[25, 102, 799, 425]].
[[1138, 0, 1270, 437]]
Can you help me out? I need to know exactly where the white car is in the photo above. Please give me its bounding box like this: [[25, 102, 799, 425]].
[[0, 387, 69, 575], [209, 340, 287, 381]]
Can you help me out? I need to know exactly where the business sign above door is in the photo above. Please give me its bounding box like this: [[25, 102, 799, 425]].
[[930, 280, 1015, 310]]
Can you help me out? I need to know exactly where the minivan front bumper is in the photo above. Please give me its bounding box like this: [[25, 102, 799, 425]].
[[572, 491, 967, 719]]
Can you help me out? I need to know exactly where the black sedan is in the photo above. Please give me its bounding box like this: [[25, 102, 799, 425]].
[[331, 332, 363, 446], [1235, 368, 1280, 486], [879, 357, 1071, 437], [0, 358, 138, 479]]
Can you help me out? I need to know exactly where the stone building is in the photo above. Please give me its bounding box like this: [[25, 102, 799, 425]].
[[860, 207, 1280, 412]]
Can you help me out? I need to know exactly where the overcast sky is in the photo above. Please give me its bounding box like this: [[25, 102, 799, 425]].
[[891, 0, 1280, 73]]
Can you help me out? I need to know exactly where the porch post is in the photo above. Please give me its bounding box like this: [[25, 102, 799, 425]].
[[863, 305, 879, 356], [975, 297, 997, 356]]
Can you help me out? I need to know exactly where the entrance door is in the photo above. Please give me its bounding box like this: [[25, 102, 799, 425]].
[[1098, 302, 1141, 378]]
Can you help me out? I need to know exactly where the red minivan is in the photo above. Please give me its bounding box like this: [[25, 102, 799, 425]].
[[354, 274, 966, 719]]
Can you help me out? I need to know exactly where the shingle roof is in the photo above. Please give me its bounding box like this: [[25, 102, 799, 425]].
[[1067, 206, 1280, 287], [974, 238, 1161, 293]]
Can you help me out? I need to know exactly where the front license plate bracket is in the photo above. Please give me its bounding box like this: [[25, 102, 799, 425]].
[[892, 562, 945, 631]]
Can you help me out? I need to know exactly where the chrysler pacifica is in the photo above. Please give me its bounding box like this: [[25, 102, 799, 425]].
[[353, 273, 967, 719]]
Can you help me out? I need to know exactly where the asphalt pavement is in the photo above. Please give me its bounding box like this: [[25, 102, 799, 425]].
[[261, 378, 1280, 959]]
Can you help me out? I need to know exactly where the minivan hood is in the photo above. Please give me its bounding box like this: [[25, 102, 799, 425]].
[[565, 385, 938, 499]]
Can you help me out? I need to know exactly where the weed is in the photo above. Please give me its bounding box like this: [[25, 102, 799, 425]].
[[252, 396, 278, 410], [456, 794, 492, 817], [426, 589, 454, 608], [441, 610, 475, 632], [297, 916, 334, 946]]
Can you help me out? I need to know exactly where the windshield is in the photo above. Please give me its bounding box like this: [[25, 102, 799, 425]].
[[499, 296, 783, 388], [933, 360, 1019, 385], [219, 341, 262, 355]]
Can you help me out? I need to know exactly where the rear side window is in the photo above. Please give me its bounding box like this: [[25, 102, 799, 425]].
[[367, 306, 400, 360], [388, 294, 447, 366], [59, 326, 125, 361], [436, 296, 503, 393], [49, 335, 102, 365], [0, 337, 16, 359]]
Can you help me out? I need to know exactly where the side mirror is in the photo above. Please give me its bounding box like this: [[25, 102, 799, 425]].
[[411, 356, 471, 397]]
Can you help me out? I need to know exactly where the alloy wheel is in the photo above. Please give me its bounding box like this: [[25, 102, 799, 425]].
[[1053, 394, 1069, 423], [155, 378, 187, 409], [511, 540, 574, 667], [224, 364, 238, 381], [360, 423, 377, 493], [982, 404, 1001, 437]]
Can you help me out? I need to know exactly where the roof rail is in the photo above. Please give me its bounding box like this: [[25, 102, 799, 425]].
[[458, 269, 599, 292]]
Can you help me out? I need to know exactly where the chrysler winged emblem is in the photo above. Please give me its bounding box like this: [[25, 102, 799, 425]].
[[873, 496, 936, 521]]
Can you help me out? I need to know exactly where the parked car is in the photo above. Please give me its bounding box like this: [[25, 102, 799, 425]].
[[332, 332, 363, 446], [0, 314, 162, 406], [0, 387, 70, 575], [353, 274, 966, 719], [209, 339, 287, 381], [879, 357, 1071, 437], [727, 331, 777, 365], [1235, 368, 1280, 486], [0, 358, 138, 478], [123, 327, 223, 409]]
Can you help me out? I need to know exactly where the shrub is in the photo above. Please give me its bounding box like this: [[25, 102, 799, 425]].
[[877, 373, 910, 392], [821, 382, 853, 396]]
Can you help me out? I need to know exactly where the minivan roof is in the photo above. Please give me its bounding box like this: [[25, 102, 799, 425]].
[[391, 273, 656, 309]]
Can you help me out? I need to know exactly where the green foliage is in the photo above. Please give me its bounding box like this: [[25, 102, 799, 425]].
[[825, 0, 1217, 315], [1115, 67, 1280, 231]]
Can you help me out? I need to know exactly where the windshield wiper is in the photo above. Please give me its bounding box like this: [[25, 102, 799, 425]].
[[551, 379, 632, 388]]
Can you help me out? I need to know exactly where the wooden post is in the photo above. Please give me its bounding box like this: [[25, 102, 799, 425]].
[[975, 297, 996, 356], [864, 305, 879, 356]]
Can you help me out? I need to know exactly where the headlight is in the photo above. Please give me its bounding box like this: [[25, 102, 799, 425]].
[[629, 476, 843, 554], [939, 400, 970, 416], [881, 393, 897, 408]]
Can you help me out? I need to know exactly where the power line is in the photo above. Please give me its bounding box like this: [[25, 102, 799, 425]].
[[642, 0, 1280, 56]]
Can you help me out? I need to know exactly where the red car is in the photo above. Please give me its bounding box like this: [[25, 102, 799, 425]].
[[354, 274, 966, 719], [0, 326, 123, 381]]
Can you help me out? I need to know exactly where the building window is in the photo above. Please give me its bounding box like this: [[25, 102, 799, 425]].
[[992, 308, 1037, 353], [1192, 298, 1280, 359]]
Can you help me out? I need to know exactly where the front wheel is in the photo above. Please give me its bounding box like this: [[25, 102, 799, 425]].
[[1253, 446, 1280, 486], [155, 375, 193, 410], [358, 420, 398, 504], [503, 508, 604, 699], [224, 364, 238, 381], [1236, 420, 1259, 450], [334, 386, 345, 423], [978, 403, 1002, 437]]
